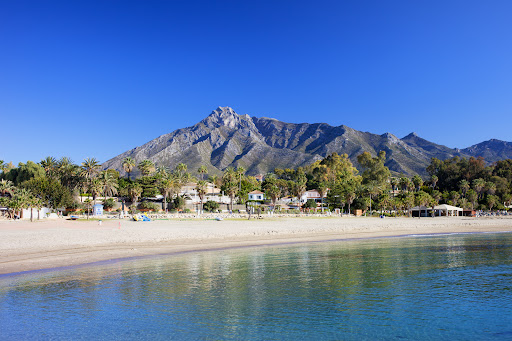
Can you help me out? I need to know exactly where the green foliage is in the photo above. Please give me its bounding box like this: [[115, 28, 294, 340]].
[[138, 201, 160, 211], [170, 196, 185, 210], [304, 199, 317, 209], [4, 161, 45, 185], [103, 198, 116, 209], [357, 151, 391, 186], [203, 200, 220, 212], [22, 177, 74, 209]]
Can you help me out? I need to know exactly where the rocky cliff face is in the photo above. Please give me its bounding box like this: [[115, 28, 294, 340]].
[[102, 106, 512, 177]]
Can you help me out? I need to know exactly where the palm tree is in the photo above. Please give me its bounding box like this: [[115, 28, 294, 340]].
[[236, 166, 246, 191], [198, 165, 208, 181], [459, 180, 470, 197], [486, 182, 496, 195], [99, 171, 119, 201], [317, 182, 328, 213], [40, 156, 58, 179], [158, 175, 176, 213], [156, 166, 168, 179], [472, 178, 486, 199], [208, 175, 221, 196], [365, 182, 383, 216], [122, 157, 136, 179], [128, 183, 143, 208], [222, 167, 238, 211], [264, 183, 281, 210], [412, 175, 423, 192], [88, 178, 103, 206], [430, 175, 438, 189], [430, 190, 441, 217], [345, 191, 356, 215], [293, 174, 307, 210], [138, 160, 155, 177], [195, 180, 207, 214], [0, 179, 15, 197], [390, 177, 399, 197], [414, 191, 433, 218], [81, 157, 101, 180]]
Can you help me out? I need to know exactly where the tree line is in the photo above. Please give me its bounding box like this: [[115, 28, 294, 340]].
[[1, 153, 512, 220]]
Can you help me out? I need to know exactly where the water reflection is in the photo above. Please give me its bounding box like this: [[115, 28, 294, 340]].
[[1, 233, 512, 340]]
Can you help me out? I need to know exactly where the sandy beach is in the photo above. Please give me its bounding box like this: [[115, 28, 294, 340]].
[[1, 216, 511, 275]]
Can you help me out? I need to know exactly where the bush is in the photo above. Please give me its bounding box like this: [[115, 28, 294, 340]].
[[139, 201, 160, 211], [66, 202, 83, 210], [103, 198, 116, 210], [203, 200, 220, 212]]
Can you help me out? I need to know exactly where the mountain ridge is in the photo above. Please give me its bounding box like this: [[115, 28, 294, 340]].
[[103, 106, 512, 177]]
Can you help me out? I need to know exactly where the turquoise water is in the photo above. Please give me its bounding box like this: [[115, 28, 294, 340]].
[[1, 232, 512, 340]]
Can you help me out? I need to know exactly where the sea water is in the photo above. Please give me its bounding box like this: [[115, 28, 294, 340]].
[[1, 232, 512, 340]]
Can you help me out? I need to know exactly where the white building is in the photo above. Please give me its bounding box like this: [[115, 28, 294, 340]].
[[248, 190, 265, 201]]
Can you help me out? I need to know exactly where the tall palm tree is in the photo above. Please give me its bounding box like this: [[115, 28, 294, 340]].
[[198, 165, 208, 181], [293, 174, 307, 210], [122, 157, 136, 179], [195, 180, 207, 214], [459, 180, 470, 197], [412, 175, 423, 192], [88, 178, 103, 206], [81, 157, 101, 180], [99, 171, 119, 201], [472, 178, 486, 199], [345, 191, 356, 215], [138, 160, 155, 177], [40, 156, 58, 179], [317, 182, 328, 213], [236, 166, 246, 191], [222, 167, 238, 211], [128, 183, 143, 208], [158, 173, 178, 212]]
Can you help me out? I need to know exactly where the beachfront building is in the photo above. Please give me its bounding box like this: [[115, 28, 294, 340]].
[[248, 190, 265, 201], [410, 204, 463, 217]]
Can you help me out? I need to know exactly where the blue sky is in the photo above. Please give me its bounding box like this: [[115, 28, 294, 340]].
[[1, 0, 511, 165]]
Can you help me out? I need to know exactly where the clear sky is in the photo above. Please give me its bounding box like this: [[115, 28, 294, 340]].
[[1, 0, 511, 165]]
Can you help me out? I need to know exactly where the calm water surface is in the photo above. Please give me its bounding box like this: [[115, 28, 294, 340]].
[[1, 232, 512, 340]]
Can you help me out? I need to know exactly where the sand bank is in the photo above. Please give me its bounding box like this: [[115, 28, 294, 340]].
[[0, 216, 511, 275]]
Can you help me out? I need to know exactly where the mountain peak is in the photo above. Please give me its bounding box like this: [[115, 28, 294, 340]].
[[201, 106, 253, 130], [404, 132, 419, 139]]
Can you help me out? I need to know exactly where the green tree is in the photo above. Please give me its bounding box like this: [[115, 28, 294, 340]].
[[198, 165, 208, 181], [222, 167, 238, 211], [122, 157, 136, 179], [138, 160, 156, 177], [195, 180, 208, 214], [99, 171, 119, 200]]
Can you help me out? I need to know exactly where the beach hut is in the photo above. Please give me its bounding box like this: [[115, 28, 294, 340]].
[[93, 204, 103, 216], [434, 204, 463, 217]]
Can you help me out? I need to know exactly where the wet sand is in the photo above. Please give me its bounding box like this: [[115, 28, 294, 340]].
[[1, 216, 511, 275]]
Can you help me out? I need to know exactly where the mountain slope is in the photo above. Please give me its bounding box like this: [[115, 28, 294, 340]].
[[103, 107, 508, 177]]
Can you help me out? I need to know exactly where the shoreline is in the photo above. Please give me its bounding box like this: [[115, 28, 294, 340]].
[[1, 216, 511, 276]]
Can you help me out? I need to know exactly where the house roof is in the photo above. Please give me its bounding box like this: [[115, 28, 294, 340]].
[[249, 190, 264, 194], [434, 204, 463, 211]]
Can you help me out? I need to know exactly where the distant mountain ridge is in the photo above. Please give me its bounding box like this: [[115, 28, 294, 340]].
[[103, 106, 512, 177]]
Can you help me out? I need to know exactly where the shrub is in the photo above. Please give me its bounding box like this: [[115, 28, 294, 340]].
[[66, 202, 83, 210], [139, 201, 160, 211], [103, 198, 116, 210], [203, 200, 220, 212]]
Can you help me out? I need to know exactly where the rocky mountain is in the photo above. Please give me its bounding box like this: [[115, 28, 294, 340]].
[[462, 139, 512, 163], [103, 106, 512, 177]]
